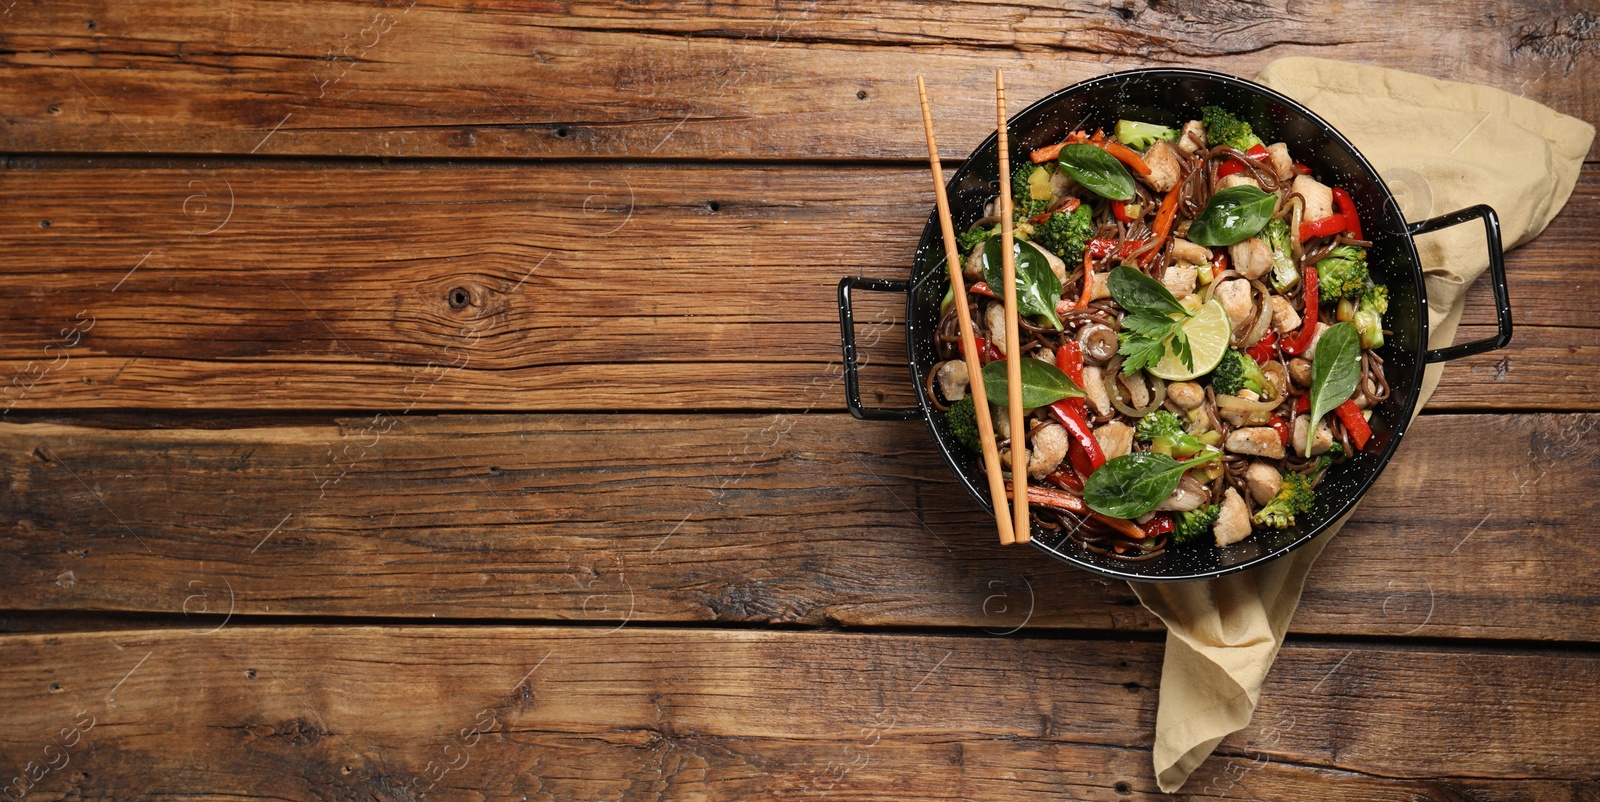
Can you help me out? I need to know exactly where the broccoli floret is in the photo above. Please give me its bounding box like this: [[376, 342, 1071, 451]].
[[957, 225, 996, 255], [1312, 441, 1346, 474], [1010, 165, 1051, 217], [1252, 472, 1315, 529], [1202, 106, 1264, 152], [946, 396, 981, 453], [1208, 349, 1268, 397], [1115, 119, 1179, 151], [1173, 504, 1221, 545], [1134, 409, 1206, 458], [1262, 218, 1297, 292], [1354, 284, 1388, 349], [1033, 203, 1095, 264], [1315, 245, 1370, 300]]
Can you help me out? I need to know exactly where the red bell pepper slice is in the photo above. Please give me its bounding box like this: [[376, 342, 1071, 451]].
[[1294, 394, 1310, 414], [1049, 400, 1105, 473], [1112, 199, 1136, 223], [1298, 215, 1346, 242], [1331, 187, 1363, 240], [964, 336, 1005, 366], [1045, 464, 1083, 493], [969, 281, 1001, 300], [1216, 143, 1270, 179], [1281, 267, 1320, 356], [1246, 331, 1278, 365], [1334, 400, 1371, 450], [1141, 513, 1174, 539], [1268, 416, 1292, 446], [1292, 162, 1312, 176], [1055, 342, 1086, 388]]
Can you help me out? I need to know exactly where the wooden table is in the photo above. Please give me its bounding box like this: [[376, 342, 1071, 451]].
[[1, 1, 1596, 798]]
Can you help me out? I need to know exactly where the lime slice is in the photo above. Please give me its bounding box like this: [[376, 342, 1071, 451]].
[[1148, 299, 1230, 381]]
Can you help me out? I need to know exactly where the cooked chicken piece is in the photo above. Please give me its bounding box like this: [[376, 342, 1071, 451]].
[[1270, 296, 1302, 334], [984, 303, 1008, 355], [936, 360, 969, 402], [1287, 357, 1313, 387], [1081, 365, 1112, 416], [1216, 278, 1254, 329], [1293, 414, 1335, 457], [1266, 143, 1294, 181], [1170, 238, 1212, 265], [1218, 389, 1268, 428], [1167, 380, 1205, 409], [1178, 120, 1206, 156], [1050, 167, 1075, 197], [992, 405, 1010, 439], [1229, 237, 1272, 280], [1302, 321, 1331, 360], [1093, 420, 1135, 460], [1225, 426, 1286, 459], [1090, 271, 1111, 301], [1025, 239, 1066, 284], [1027, 423, 1069, 479], [1213, 487, 1253, 547], [1139, 140, 1182, 193], [1118, 372, 1150, 409], [1245, 461, 1283, 505], [1291, 174, 1335, 222], [964, 242, 985, 280], [1162, 264, 1198, 299], [1156, 474, 1209, 512], [1219, 173, 1261, 191]]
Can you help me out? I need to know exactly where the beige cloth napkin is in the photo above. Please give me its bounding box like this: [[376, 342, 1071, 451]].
[[1132, 57, 1594, 793]]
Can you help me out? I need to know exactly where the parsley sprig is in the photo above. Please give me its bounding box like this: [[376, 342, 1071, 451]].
[[1108, 266, 1195, 375]]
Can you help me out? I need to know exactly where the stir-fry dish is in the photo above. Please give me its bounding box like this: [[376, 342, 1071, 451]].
[[932, 108, 1390, 560]]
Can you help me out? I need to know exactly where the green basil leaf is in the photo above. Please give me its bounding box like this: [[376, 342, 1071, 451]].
[[1188, 185, 1278, 247], [1056, 144, 1136, 201], [1082, 452, 1190, 519], [1307, 321, 1362, 435], [1108, 265, 1187, 318], [981, 238, 1065, 330], [981, 358, 1084, 410]]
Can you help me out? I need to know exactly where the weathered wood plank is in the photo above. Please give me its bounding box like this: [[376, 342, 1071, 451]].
[[0, 164, 1593, 411], [0, 627, 1593, 800], [1, 0, 1595, 160], [2, 413, 1595, 641]]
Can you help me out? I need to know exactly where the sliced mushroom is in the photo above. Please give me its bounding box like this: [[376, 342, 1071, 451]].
[[1287, 357, 1313, 387], [1167, 380, 1205, 410], [1213, 487, 1253, 547], [1076, 323, 1118, 363]]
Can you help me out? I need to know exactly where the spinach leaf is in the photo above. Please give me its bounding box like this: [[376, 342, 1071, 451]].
[[1188, 185, 1278, 247], [981, 358, 1084, 410], [1307, 321, 1362, 437], [1056, 144, 1136, 201], [981, 238, 1065, 330], [1109, 265, 1188, 319], [1083, 450, 1221, 519]]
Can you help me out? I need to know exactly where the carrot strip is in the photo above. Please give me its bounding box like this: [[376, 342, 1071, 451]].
[[1137, 181, 1184, 269], [1029, 131, 1090, 164], [1008, 484, 1145, 539], [1101, 140, 1151, 176], [1074, 250, 1097, 309]]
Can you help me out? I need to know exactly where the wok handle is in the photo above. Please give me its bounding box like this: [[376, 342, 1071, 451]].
[[1408, 205, 1513, 363], [837, 276, 921, 421]]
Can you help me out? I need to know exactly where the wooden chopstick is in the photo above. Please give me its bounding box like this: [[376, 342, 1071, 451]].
[[916, 76, 1016, 547], [995, 69, 1030, 545]]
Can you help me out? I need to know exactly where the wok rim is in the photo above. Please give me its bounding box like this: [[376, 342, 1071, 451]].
[[907, 67, 1428, 583]]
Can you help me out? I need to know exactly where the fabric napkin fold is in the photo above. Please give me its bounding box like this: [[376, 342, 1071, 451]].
[[1132, 57, 1594, 793]]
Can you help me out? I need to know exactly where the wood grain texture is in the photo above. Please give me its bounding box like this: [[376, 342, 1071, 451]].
[[0, 0, 1595, 160], [0, 627, 1594, 800], [0, 163, 1593, 412], [3, 412, 1595, 641]]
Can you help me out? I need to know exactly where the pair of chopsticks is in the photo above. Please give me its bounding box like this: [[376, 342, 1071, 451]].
[[916, 70, 1030, 546]]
